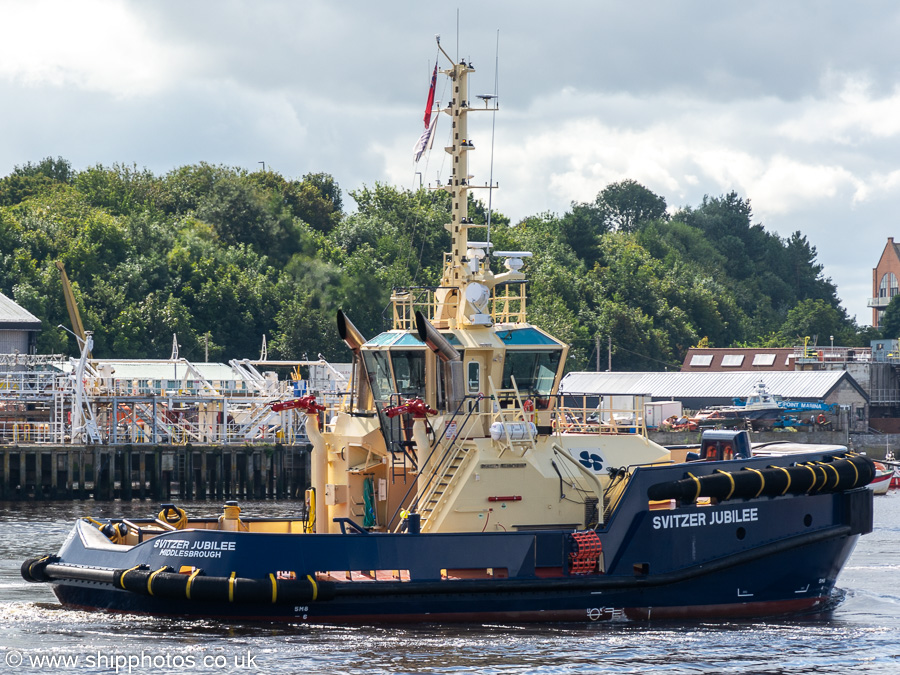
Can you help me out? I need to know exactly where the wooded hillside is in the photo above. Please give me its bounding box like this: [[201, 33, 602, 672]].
[[0, 158, 870, 370]]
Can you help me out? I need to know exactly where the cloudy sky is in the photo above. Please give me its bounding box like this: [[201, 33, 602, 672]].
[[1, 1, 897, 326]]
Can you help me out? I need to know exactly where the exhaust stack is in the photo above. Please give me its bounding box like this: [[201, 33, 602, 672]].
[[336, 310, 371, 410], [415, 311, 463, 410], [337, 309, 366, 353]]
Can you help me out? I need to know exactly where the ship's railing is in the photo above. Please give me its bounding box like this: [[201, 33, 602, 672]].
[[391, 282, 528, 329], [552, 395, 648, 436], [491, 282, 527, 325], [390, 287, 449, 330]]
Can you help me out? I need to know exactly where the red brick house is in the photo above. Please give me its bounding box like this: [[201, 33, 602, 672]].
[[869, 237, 900, 327], [681, 347, 796, 372]]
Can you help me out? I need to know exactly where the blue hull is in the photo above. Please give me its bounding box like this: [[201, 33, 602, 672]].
[[32, 453, 872, 624], [50, 533, 856, 623]]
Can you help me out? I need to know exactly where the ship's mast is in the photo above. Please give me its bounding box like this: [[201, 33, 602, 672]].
[[434, 40, 529, 329]]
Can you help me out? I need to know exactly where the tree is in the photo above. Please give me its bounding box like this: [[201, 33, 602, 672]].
[[596, 180, 667, 233], [0, 157, 74, 206], [559, 201, 608, 267], [880, 296, 900, 340], [196, 175, 281, 254], [779, 299, 846, 345]]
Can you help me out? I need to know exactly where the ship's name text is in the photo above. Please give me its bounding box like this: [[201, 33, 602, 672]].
[[652, 507, 758, 530], [153, 539, 237, 551]]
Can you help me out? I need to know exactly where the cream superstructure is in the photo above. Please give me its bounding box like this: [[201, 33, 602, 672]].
[[301, 42, 671, 535]]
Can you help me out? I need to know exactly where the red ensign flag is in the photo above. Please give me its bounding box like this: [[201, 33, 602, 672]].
[[423, 63, 437, 128]]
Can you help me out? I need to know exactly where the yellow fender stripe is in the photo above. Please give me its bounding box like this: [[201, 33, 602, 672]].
[[119, 565, 142, 590], [819, 462, 840, 490], [228, 572, 236, 603], [847, 458, 859, 487], [269, 573, 278, 604], [28, 556, 50, 581], [770, 466, 792, 495], [185, 569, 201, 600], [801, 464, 817, 493], [812, 464, 828, 492], [744, 467, 765, 498], [307, 574, 318, 602], [714, 470, 736, 501], [687, 472, 701, 503], [147, 566, 168, 596]]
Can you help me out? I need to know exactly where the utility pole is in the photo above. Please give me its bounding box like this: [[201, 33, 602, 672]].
[[608, 335, 612, 371], [596, 336, 601, 371]]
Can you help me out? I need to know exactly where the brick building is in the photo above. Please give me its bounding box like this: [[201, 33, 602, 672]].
[[869, 237, 900, 327]]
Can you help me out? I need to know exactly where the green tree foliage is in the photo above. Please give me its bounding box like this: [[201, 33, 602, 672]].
[[0, 159, 863, 372], [596, 179, 668, 233], [0, 157, 74, 207], [778, 298, 848, 346], [879, 296, 900, 340]]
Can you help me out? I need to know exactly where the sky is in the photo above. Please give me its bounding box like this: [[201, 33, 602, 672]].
[[1, 1, 898, 327]]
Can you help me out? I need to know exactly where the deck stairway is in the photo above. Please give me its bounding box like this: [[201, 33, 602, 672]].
[[418, 441, 475, 532]]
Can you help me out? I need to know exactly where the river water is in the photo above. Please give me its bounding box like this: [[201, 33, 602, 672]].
[[1, 494, 899, 675]]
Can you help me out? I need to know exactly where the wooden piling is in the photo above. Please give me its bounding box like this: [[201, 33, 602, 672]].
[[1, 451, 9, 499], [138, 451, 146, 500], [0, 443, 310, 502]]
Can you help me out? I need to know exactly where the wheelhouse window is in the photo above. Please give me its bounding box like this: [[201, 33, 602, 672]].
[[363, 351, 394, 402], [392, 350, 426, 398], [501, 350, 562, 403], [362, 349, 426, 402]]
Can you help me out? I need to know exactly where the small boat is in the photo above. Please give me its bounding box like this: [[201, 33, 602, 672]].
[[691, 381, 784, 430], [22, 38, 877, 624], [691, 380, 835, 431], [869, 463, 892, 495]]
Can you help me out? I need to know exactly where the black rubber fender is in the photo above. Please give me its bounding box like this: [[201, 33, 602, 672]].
[[113, 566, 334, 604], [21, 556, 59, 583], [647, 454, 876, 503]]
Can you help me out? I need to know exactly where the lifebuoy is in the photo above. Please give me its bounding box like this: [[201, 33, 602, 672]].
[[817, 414, 827, 425], [723, 445, 733, 460]]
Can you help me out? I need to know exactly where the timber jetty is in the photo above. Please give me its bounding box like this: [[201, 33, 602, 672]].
[[1, 443, 305, 501]]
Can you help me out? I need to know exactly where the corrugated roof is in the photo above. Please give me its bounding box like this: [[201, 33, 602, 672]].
[[0, 292, 41, 328], [560, 370, 866, 401], [97, 361, 240, 381]]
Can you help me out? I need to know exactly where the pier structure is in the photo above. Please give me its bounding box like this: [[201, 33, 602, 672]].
[[0, 350, 352, 501]]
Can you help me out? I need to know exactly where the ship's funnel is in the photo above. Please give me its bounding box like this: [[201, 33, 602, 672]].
[[415, 311, 464, 410], [415, 311, 460, 362], [336, 310, 371, 411], [337, 310, 366, 353]]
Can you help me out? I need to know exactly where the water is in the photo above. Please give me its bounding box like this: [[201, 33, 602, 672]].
[[2, 495, 899, 674]]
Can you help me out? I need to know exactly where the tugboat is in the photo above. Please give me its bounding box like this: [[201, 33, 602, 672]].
[[22, 40, 876, 623]]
